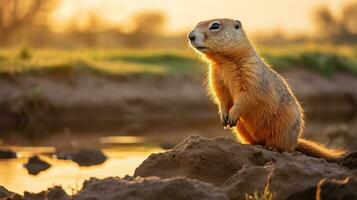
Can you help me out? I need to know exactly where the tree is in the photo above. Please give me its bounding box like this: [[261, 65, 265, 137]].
[[313, 2, 357, 43], [313, 6, 339, 41], [0, 0, 58, 45], [64, 10, 111, 47], [124, 11, 166, 47], [341, 2, 357, 36]]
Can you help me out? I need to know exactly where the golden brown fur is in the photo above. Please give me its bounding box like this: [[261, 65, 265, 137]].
[[189, 18, 346, 161]]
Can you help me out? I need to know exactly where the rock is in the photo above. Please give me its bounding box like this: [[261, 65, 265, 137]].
[[73, 176, 228, 200], [0, 149, 17, 159], [56, 149, 107, 166], [159, 142, 176, 150], [46, 186, 70, 200], [135, 136, 279, 186], [23, 156, 51, 175], [23, 186, 70, 200], [316, 176, 357, 200], [0, 185, 15, 198], [3, 186, 69, 200]]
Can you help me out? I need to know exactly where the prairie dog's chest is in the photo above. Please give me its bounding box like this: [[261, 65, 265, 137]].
[[217, 65, 243, 90]]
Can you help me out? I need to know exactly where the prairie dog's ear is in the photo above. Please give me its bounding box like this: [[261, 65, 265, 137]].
[[235, 20, 242, 29]]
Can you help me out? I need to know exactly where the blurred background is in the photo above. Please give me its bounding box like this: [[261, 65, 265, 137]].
[[0, 0, 356, 194]]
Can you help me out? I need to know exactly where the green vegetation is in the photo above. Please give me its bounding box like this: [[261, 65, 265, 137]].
[[260, 44, 357, 75], [262, 51, 357, 75], [0, 45, 356, 77], [17, 47, 32, 60], [0, 48, 204, 76], [245, 184, 275, 200]]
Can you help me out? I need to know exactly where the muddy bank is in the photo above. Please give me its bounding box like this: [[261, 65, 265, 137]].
[[2, 136, 357, 200], [0, 71, 212, 130], [0, 68, 356, 130]]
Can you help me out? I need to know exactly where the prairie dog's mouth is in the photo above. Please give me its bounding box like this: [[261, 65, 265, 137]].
[[191, 44, 209, 51], [195, 46, 208, 50]]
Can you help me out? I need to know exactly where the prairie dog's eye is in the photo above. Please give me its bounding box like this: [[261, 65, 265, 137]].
[[209, 22, 220, 30], [235, 20, 242, 29]]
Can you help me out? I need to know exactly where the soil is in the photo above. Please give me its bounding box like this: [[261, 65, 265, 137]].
[[2, 136, 356, 200]]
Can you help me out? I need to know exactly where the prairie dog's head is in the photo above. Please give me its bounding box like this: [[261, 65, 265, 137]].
[[188, 18, 245, 54]]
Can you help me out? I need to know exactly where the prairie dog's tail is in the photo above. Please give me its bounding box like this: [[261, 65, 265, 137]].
[[296, 138, 346, 161]]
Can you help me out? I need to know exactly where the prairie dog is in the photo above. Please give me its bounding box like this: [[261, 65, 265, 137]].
[[188, 18, 345, 161]]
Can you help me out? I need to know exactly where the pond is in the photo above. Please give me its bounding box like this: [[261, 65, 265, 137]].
[[0, 137, 162, 194]]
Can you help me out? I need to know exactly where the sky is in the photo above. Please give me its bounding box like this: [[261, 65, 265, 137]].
[[52, 0, 348, 35]]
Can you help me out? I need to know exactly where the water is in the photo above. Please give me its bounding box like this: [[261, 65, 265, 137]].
[[0, 117, 228, 194], [0, 137, 162, 194]]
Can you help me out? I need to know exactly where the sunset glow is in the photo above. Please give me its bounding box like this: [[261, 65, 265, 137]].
[[52, 0, 346, 34]]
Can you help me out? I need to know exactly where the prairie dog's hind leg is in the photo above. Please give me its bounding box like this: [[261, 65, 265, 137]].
[[264, 130, 298, 152], [234, 123, 256, 144]]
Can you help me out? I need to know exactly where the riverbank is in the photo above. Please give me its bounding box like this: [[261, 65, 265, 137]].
[[1, 66, 356, 127]]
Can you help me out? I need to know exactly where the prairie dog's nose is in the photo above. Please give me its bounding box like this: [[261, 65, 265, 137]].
[[188, 31, 196, 41]]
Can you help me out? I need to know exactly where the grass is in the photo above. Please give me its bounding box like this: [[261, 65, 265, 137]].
[[0, 44, 356, 77], [245, 184, 275, 200], [0, 48, 204, 76], [259, 44, 357, 75]]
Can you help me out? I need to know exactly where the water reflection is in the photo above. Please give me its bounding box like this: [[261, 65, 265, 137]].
[[0, 145, 162, 194], [100, 136, 147, 145]]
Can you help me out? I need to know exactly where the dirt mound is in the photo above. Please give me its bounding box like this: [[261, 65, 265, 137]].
[[135, 136, 356, 199], [317, 176, 357, 200], [336, 151, 357, 169], [73, 176, 227, 200], [222, 158, 349, 200], [134, 136, 279, 186], [3, 176, 227, 200]]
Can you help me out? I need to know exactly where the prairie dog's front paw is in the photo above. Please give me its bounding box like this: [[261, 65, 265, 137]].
[[227, 107, 240, 128], [219, 107, 230, 129], [220, 113, 229, 129]]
